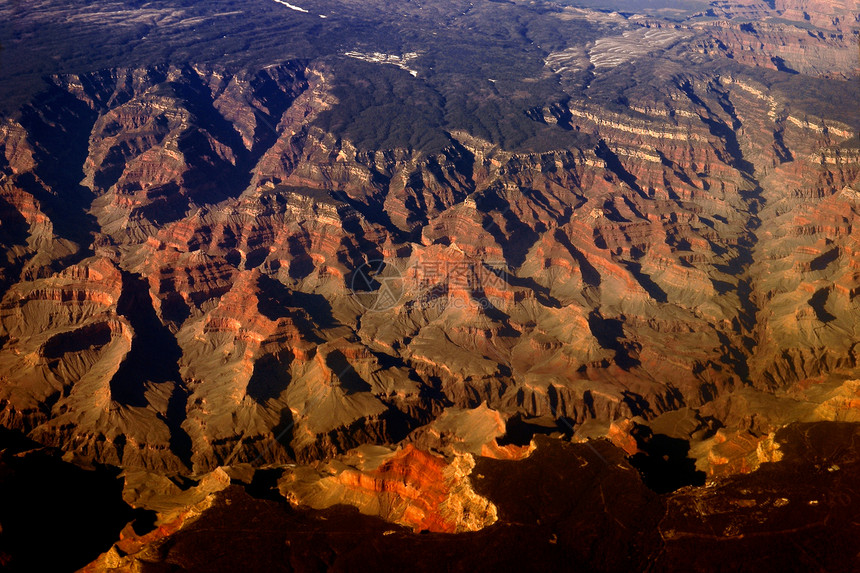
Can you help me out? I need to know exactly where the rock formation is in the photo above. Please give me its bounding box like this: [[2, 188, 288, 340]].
[[0, 0, 857, 568]]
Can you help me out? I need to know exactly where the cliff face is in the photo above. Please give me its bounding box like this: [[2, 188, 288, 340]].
[[79, 427, 860, 572], [707, 0, 859, 33], [0, 43, 857, 475], [279, 444, 498, 533], [689, 18, 857, 79], [77, 63, 309, 240]]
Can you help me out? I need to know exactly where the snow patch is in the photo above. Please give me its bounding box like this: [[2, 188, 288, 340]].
[[272, 0, 309, 14], [343, 51, 421, 77], [588, 27, 688, 70]]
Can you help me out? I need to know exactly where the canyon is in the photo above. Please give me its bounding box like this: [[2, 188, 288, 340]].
[[0, 0, 858, 570]]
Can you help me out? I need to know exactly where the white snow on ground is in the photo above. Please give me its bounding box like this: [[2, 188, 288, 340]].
[[588, 27, 689, 70], [544, 46, 589, 77], [343, 51, 420, 77], [272, 0, 309, 13]]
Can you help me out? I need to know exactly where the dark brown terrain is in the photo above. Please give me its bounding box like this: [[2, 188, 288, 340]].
[[0, 0, 858, 570]]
